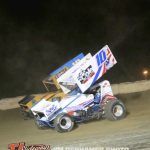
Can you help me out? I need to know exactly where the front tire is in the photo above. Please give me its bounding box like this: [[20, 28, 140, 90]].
[[19, 108, 34, 119], [104, 99, 126, 121], [34, 118, 46, 129], [54, 113, 74, 132]]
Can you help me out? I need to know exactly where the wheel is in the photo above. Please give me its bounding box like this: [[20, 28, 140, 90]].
[[19, 107, 34, 119], [54, 113, 74, 132], [104, 99, 126, 121], [19, 108, 28, 117], [34, 118, 46, 129]]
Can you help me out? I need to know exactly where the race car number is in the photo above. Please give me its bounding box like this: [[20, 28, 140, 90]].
[[96, 50, 107, 67]]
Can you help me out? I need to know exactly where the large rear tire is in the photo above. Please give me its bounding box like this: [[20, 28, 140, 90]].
[[104, 99, 126, 121], [54, 113, 74, 132]]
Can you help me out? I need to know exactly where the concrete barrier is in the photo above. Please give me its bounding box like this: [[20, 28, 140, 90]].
[[0, 94, 45, 111], [111, 80, 150, 95], [0, 80, 150, 110], [0, 96, 24, 111]]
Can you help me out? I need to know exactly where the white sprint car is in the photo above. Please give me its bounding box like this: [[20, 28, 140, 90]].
[[31, 45, 126, 132]]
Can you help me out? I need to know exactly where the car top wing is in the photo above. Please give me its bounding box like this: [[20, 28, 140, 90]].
[[57, 45, 117, 93]]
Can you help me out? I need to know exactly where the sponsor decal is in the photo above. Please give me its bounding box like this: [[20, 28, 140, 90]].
[[55, 68, 68, 79], [77, 65, 95, 84]]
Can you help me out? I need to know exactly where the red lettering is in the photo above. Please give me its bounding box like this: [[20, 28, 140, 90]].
[[19, 142, 25, 150], [8, 142, 25, 150], [8, 143, 19, 150]]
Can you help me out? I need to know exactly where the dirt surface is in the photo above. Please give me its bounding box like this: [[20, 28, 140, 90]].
[[0, 90, 150, 150]]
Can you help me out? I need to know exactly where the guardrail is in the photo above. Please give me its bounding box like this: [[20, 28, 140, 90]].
[[0, 80, 150, 110]]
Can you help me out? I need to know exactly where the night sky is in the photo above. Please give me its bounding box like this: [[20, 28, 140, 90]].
[[0, 0, 150, 98]]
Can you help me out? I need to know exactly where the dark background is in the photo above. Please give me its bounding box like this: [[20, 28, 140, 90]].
[[0, 0, 150, 98]]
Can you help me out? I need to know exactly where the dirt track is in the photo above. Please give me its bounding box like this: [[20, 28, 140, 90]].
[[0, 90, 150, 150]]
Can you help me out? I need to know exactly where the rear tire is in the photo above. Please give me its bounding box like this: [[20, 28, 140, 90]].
[[104, 99, 126, 121], [54, 113, 74, 132]]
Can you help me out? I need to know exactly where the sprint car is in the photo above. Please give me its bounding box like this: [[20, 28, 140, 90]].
[[30, 45, 126, 132], [18, 52, 84, 119]]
